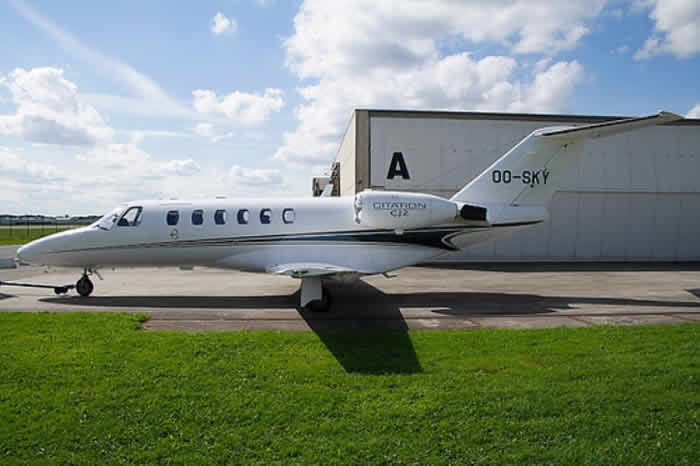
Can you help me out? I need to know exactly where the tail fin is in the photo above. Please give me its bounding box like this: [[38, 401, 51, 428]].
[[451, 112, 681, 221]]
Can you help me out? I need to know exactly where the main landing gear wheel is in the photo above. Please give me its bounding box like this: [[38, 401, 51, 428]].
[[305, 287, 332, 313], [76, 275, 94, 297]]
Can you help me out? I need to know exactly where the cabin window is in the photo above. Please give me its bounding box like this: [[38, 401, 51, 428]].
[[260, 209, 272, 224], [237, 209, 249, 224], [166, 210, 179, 226], [214, 209, 226, 225], [192, 209, 204, 226], [283, 208, 295, 224], [117, 206, 143, 227]]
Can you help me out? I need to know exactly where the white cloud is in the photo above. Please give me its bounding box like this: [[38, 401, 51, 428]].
[[161, 158, 201, 176], [79, 143, 153, 170], [634, 35, 663, 60], [615, 45, 631, 54], [79, 143, 199, 177], [285, 0, 605, 80], [194, 122, 215, 137], [0, 147, 64, 182], [130, 129, 186, 144], [193, 88, 284, 124], [211, 12, 237, 35], [687, 103, 700, 118], [275, 1, 589, 165], [0, 67, 113, 146], [229, 164, 283, 186], [634, 0, 700, 59]]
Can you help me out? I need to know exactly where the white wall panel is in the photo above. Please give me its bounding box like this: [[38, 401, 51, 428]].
[[518, 219, 551, 259], [651, 194, 680, 260], [599, 194, 629, 260], [575, 193, 603, 259], [677, 195, 700, 258], [624, 193, 654, 259], [547, 192, 578, 259]]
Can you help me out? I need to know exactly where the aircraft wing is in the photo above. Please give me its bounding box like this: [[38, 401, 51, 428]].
[[267, 262, 359, 278], [540, 111, 682, 140]]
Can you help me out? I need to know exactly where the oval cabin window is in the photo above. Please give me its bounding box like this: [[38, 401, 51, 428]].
[[260, 209, 272, 224], [237, 209, 249, 224], [166, 210, 179, 226], [192, 209, 204, 226], [214, 209, 226, 225]]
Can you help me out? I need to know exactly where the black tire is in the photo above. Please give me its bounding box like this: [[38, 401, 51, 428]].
[[76, 277, 94, 297], [305, 287, 332, 312], [54, 287, 68, 295]]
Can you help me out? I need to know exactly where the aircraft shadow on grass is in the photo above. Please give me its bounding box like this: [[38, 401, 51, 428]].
[[40, 280, 424, 375], [39, 279, 700, 374]]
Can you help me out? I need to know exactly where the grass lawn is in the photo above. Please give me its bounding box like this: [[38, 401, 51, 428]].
[[0, 313, 697, 464], [0, 227, 76, 246]]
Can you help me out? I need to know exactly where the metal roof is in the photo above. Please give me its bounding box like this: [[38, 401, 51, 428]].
[[357, 108, 699, 126]]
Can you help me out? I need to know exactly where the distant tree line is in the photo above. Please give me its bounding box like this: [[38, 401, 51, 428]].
[[0, 214, 100, 226]]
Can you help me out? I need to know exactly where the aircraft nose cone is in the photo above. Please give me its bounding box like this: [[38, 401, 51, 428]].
[[16, 245, 27, 262], [15, 239, 49, 265]]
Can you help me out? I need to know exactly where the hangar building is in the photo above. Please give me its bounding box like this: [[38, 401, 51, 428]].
[[324, 109, 700, 262]]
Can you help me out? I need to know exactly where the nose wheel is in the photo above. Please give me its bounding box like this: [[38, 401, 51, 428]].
[[76, 275, 94, 297]]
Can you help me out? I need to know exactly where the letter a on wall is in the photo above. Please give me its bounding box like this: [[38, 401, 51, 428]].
[[387, 152, 410, 180]]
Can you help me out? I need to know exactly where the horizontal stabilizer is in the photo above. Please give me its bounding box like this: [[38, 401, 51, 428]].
[[540, 111, 682, 140]]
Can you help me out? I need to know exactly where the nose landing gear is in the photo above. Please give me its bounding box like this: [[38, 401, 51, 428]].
[[76, 270, 96, 297]]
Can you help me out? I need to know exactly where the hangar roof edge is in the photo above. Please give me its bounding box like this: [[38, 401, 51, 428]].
[[356, 108, 699, 126]]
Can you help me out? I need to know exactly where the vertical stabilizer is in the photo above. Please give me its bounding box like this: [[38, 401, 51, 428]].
[[450, 111, 682, 210]]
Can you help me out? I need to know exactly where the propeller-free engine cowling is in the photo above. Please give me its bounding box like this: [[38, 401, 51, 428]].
[[353, 191, 459, 231]]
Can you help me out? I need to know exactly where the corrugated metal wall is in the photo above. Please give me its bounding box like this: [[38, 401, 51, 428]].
[[361, 114, 700, 261]]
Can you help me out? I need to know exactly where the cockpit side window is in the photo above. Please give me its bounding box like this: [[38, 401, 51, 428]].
[[93, 207, 124, 231], [117, 206, 143, 227]]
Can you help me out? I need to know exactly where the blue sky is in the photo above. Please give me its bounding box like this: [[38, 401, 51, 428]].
[[0, 0, 698, 214]]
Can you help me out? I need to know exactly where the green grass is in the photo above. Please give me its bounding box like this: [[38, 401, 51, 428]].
[[0, 227, 76, 245], [0, 313, 698, 465]]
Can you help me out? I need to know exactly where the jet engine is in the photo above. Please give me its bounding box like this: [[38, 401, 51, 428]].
[[353, 191, 459, 231]]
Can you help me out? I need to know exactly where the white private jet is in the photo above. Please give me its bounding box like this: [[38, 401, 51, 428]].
[[14, 111, 681, 311]]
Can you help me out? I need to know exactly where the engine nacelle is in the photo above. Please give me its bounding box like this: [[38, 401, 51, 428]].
[[354, 191, 459, 231]]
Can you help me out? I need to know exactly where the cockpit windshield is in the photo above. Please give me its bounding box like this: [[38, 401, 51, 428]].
[[92, 207, 124, 231]]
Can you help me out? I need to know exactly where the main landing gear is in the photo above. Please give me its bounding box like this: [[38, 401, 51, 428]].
[[300, 276, 332, 312], [75, 269, 96, 297]]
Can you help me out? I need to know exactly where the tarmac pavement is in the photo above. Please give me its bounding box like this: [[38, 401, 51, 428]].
[[1, 263, 699, 331], [0, 245, 19, 269]]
